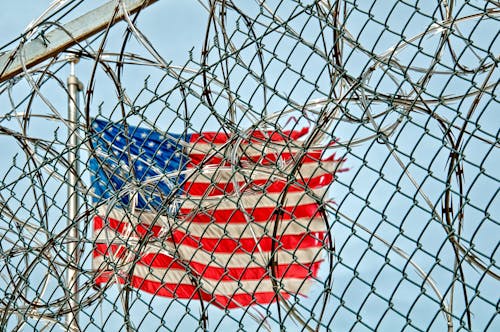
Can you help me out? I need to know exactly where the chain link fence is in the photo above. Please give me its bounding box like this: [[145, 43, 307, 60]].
[[0, 0, 498, 331]]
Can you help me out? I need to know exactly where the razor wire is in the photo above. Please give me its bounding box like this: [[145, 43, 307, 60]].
[[0, 0, 498, 331]]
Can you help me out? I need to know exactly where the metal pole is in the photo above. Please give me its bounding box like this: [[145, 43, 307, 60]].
[[67, 58, 83, 331], [0, 0, 159, 82]]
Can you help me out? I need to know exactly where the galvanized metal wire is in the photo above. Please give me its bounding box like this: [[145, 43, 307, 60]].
[[0, 0, 498, 331]]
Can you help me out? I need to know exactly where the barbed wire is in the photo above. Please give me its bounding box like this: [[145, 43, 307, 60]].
[[0, 0, 498, 331]]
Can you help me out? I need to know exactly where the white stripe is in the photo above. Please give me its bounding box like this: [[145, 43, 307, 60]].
[[186, 138, 344, 163], [180, 187, 329, 211], [184, 160, 343, 184], [95, 205, 327, 237], [93, 233, 324, 269], [94, 216, 326, 239], [93, 255, 315, 296], [179, 217, 326, 238], [186, 139, 308, 155]]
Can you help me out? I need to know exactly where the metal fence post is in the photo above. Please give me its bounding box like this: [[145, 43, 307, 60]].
[[67, 58, 83, 331]]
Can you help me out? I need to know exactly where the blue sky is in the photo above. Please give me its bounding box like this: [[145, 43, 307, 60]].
[[0, 1, 498, 331]]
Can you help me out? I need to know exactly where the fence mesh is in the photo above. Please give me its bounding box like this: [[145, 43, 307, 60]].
[[0, 0, 498, 331]]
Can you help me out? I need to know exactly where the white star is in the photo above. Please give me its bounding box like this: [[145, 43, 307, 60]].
[[157, 150, 163, 156], [141, 132, 147, 138], [137, 165, 143, 171], [148, 142, 155, 147], [166, 143, 172, 149], [116, 136, 121, 141]]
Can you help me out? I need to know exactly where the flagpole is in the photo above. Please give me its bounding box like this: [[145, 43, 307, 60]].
[[67, 57, 83, 331]]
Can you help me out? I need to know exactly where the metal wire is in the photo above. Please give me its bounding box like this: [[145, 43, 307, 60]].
[[0, 0, 498, 331]]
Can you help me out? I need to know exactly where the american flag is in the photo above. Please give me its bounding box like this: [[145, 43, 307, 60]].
[[90, 119, 346, 309]]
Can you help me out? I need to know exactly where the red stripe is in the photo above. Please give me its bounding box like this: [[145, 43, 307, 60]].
[[179, 202, 323, 223], [94, 216, 127, 233], [93, 215, 325, 253], [187, 150, 340, 167], [169, 230, 325, 253], [93, 249, 322, 281], [184, 173, 335, 196], [94, 216, 164, 237], [139, 252, 322, 280], [95, 273, 295, 309], [93, 243, 127, 258], [94, 225, 325, 254], [94, 212, 324, 234], [188, 127, 309, 144], [247, 127, 309, 141], [94, 274, 200, 301]]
